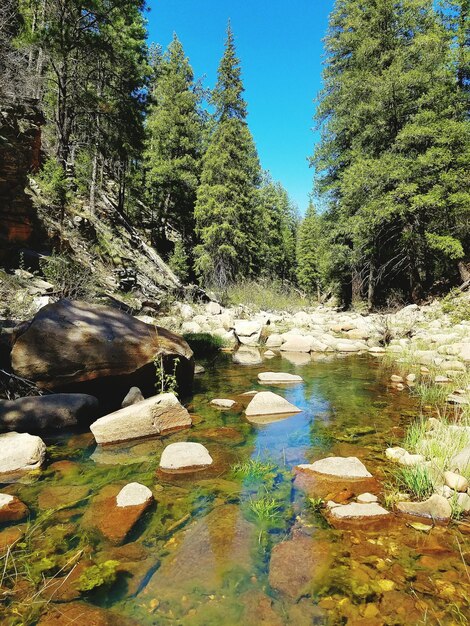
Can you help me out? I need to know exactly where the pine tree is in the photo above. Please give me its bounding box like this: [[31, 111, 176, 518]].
[[312, 0, 470, 306], [296, 201, 321, 296], [194, 24, 261, 287], [144, 35, 204, 245]]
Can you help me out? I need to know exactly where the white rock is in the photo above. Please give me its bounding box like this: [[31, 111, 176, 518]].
[[330, 502, 390, 519], [206, 301, 222, 315], [385, 447, 425, 466], [265, 334, 283, 348], [280, 335, 313, 353], [234, 320, 262, 346], [159, 442, 213, 471], [391, 374, 404, 383], [90, 393, 192, 444], [210, 398, 236, 409], [264, 350, 276, 358], [357, 493, 378, 504], [444, 471, 468, 492], [179, 303, 194, 320], [455, 492, 470, 513], [257, 372, 303, 384], [245, 391, 301, 417], [181, 321, 201, 334], [116, 482, 153, 508], [298, 456, 372, 478], [0, 432, 46, 473], [0, 494, 15, 507]]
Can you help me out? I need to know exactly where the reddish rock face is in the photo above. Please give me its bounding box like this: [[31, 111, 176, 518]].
[[11, 300, 194, 410], [82, 484, 153, 546], [293, 466, 380, 499], [37, 601, 138, 626], [269, 532, 336, 600]]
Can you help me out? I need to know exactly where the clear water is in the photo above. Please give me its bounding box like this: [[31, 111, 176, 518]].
[[2, 353, 470, 625]]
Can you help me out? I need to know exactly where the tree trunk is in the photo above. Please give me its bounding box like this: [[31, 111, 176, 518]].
[[351, 267, 362, 308], [367, 261, 375, 311]]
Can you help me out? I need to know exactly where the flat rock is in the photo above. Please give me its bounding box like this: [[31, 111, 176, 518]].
[[90, 393, 191, 444], [210, 398, 236, 409], [82, 484, 152, 545], [357, 492, 378, 503], [268, 533, 336, 600], [396, 494, 452, 522], [0, 493, 29, 522], [116, 483, 153, 508], [245, 391, 301, 418], [37, 601, 138, 626], [298, 456, 372, 478], [329, 502, 390, 519], [121, 387, 144, 408], [38, 485, 90, 510], [159, 442, 213, 471], [0, 431, 46, 473], [293, 464, 379, 500], [0, 393, 99, 432], [258, 372, 303, 384]]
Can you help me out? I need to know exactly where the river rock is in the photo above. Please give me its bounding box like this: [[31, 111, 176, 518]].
[[329, 502, 390, 520], [210, 398, 236, 409], [280, 335, 312, 353], [234, 320, 262, 346], [444, 471, 468, 492], [450, 446, 470, 473], [37, 601, 138, 625], [121, 387, 144, 408], [396, 494, 452, 521], [90, 393, 191, 444], [385, 447, 425, 466], [0, 493, 29, 522], [245, 391, 301, 418], [268, 533, 335, 600], [264, 350, 276, 358], [206, 301, 222, 315], [257, 372, 303, 384], [159, 442, 213, 471], [266, 334, 283, 348], [10, 299, 194, 408], [82, 484, 153, 545], [116, 483, 153, 508], [38, 484, 90, 510], [454, 492, 470, 513], [0, 393, 99, 433], [357, 492, 378, 503], [233, 346, 263, 365], [300, 456, 373, 478], [0, 431, 46, 473]]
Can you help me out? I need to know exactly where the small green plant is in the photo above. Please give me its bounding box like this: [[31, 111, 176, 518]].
[[308, 497, 324, 512], [248, 495, 282, 523], [169, 240, 190, 282], [183, 332, 224, 356], [36, 156, 68, 208], [394, 465, 435, 500], [154, 354, 180, 395], [40, 252, 94, 301], [77, 560, 120, 592], [231, 458, 277, 482]]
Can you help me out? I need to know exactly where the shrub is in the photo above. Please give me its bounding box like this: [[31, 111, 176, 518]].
[[183, 332, 224, 356], [40, 253, 94, 301], [222, 278, 313, 313], [36, 157, 67, 208]]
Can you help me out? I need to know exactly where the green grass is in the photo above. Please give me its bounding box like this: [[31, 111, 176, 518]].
[[231, 458, 277, 482], [222, 278, 315, 313], [248, 495, 282, 522], [394, 465, 435, 500], [183, 332, 225, 356]]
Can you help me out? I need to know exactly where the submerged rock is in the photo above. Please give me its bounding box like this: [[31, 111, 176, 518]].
[[90, 393, 191, 444], [245, 391, 301, 418], [159, 442, 213, 471], [0, 431, 46, 473], [269, 532, 335, 600], [329, 502, 390, 520], [0, 493, 29, 522], [396, 494, 452, 522], [37, 601, 138, 625], [0, 393, 99, 433], [38, 485, 90, 510], [10, 299, 194, 408], [210, 398, 236, 409], [232, 346, 263, 365], [82, 483, 153, 545], [257, 372, 303, 384]]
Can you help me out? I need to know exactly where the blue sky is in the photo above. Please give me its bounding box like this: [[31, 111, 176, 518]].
[[146, 0, 334, 214]]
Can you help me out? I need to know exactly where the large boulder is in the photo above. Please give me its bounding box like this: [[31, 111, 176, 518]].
[[159, 442, 213, 471], [396, 494, 451, 522], [0, 393, 99, 433], [10, 300, 194, 410], [0, 431, 46, 473], [90, 393, 191, 445], [245, 391, 301, 419], [234, 320, 262, 346], [280, 335, 313, 353]]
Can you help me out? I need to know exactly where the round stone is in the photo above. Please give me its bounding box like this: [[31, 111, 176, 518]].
[[159, 442, 213, 471], [116, 482, 153, 508]]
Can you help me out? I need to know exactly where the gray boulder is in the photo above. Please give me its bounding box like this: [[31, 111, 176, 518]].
[[121, 387, 144, 408], [0, 393, 99, 432]]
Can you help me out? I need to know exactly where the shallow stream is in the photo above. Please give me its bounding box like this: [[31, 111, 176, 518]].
[[2, 353, 470, 625]]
